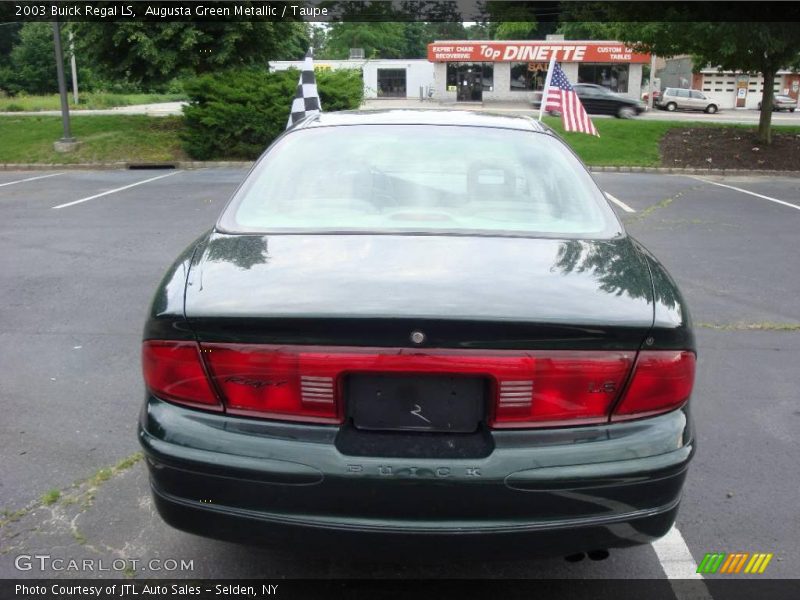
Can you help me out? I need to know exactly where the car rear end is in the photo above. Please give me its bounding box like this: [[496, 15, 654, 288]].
[[139, 114, 696, 558], [775, 96, 797, 111]]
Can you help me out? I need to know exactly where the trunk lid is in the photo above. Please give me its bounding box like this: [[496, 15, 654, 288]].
[[184, 233, 655, 350]]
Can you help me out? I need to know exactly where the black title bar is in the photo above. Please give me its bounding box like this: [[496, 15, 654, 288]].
[[2, 1, 800, 23]]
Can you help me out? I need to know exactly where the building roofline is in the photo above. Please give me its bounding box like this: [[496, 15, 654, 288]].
[[431, 40, 632, 44]]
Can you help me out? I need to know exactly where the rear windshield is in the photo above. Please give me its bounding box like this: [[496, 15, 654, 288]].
[[218, 124, 621, 238]]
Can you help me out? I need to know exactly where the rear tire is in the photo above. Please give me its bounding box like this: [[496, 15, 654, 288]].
[[665, 102, 677, 112], [705, 104, 718, 114], [617, 106, 637, 119]]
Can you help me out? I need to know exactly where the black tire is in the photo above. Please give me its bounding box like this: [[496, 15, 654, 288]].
[[617, 106, 637, 119], [665, 102, 677, 112], [705, 104, 718, 114], [791, 108, 796, 113]]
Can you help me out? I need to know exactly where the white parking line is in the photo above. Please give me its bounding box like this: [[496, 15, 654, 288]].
[[0, 172, 64, 188], [52, 171, 180, 209], [652, 526, 713, 600], [690, 176, 800, 212], [605, 192, 637, 213]]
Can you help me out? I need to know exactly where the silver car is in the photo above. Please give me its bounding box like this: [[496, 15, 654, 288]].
[[657, 88, 719, 114], [758, 95, 797, 112]]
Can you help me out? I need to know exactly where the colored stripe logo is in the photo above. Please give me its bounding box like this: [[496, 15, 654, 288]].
[[697, 552, 773, 574]]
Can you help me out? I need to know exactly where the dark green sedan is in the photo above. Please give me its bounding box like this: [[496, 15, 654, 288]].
[[139, 110, 695, 559]]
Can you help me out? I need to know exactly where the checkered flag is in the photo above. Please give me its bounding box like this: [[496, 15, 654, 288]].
[[286, 49, 322, 128]]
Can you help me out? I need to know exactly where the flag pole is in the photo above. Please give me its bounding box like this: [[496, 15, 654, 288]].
[[537, 56, 557, 122]]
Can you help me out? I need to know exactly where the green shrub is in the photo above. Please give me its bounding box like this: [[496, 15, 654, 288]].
[[181, 67, 364, 160]]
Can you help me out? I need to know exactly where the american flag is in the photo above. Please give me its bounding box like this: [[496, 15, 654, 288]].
[[544, 63, 599, 137], [286, 49, 322, 129]]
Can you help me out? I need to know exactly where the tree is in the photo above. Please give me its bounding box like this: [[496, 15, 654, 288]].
[[71, 22, 309, 89], [492, 22, 538, 40], [0, 22, 22, 59], [557, 21, 620, 41], [322, 23, 407, 59], [483, 1, 538, 40], [560, 1, 800, 145], [616, 22, 800, 144], [309, 24, 329, 57], [1, 23, 62, 95], [465, 22, 491, 40]]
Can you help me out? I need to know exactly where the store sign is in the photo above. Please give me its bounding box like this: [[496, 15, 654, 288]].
[[527, 62, 549, 72], [427, 42, 650, 64]]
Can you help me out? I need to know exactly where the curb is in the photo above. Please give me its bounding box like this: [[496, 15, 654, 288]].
[[0, 162, 798, 177], [588, 166, 800, 177]]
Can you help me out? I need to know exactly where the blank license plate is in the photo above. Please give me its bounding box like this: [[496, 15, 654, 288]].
[[347, 374, 486, 433]]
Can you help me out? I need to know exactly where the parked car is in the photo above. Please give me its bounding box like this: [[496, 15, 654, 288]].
[[532, 84, 646, 118], [758, 95, 797, 112], [657, 88, 719, 113], [139, 110, 696, 559]]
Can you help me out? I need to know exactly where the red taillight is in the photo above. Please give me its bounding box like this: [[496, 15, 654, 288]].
[[142, 342, 694, 427], [490, 352, 635, 427], [201, 344, 341, 424], [142, 341, 222, 410], [611, 351, 696, 421], [200, 344, 635, 427]]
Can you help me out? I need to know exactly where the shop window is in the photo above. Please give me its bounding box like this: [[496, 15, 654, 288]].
[[577, 64, 629, 93], [509, 62, 547, 92], [482, 63, 494, 92], [447, 63, 492, 101], [446, 63, 459, 89], [377, 69, 407, 98]]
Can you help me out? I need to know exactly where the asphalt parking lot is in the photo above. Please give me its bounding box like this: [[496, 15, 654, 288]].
[[0, 168, 798, 588]]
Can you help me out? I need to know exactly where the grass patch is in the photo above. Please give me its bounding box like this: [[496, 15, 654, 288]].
[[41, 489, 60, 505], [0, 116, 186, 163], [542, 117, 800, 167], [543, 116, 675, 166], [0, 507, 28, 527], [0, 93, 186, 112]]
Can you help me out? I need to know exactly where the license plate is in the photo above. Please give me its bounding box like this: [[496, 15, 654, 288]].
[[347, 374, 486, 433]]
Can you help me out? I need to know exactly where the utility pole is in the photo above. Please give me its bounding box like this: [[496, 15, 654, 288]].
[[52, 21, 79, 152], [69, 30, 79, 105], [648, 53, 657, 111]]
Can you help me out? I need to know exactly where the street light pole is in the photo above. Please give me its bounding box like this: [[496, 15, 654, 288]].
[[52, 20, 78, 151], [69, 30, 79, 105]]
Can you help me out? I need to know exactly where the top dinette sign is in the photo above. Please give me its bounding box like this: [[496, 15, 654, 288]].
[[426, 42, 650, 64]]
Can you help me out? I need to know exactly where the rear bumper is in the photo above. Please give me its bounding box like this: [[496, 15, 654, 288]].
[[139, 396, 694, 557]]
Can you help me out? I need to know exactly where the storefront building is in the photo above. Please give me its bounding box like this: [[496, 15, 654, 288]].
[[427, 40, 651, 103], [692, 68, 800, 109], [269, 59, 435, 99]]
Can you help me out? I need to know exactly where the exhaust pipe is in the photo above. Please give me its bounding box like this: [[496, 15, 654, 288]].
[[587, 549, 610, 561], [564, 552, 585, 562]]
